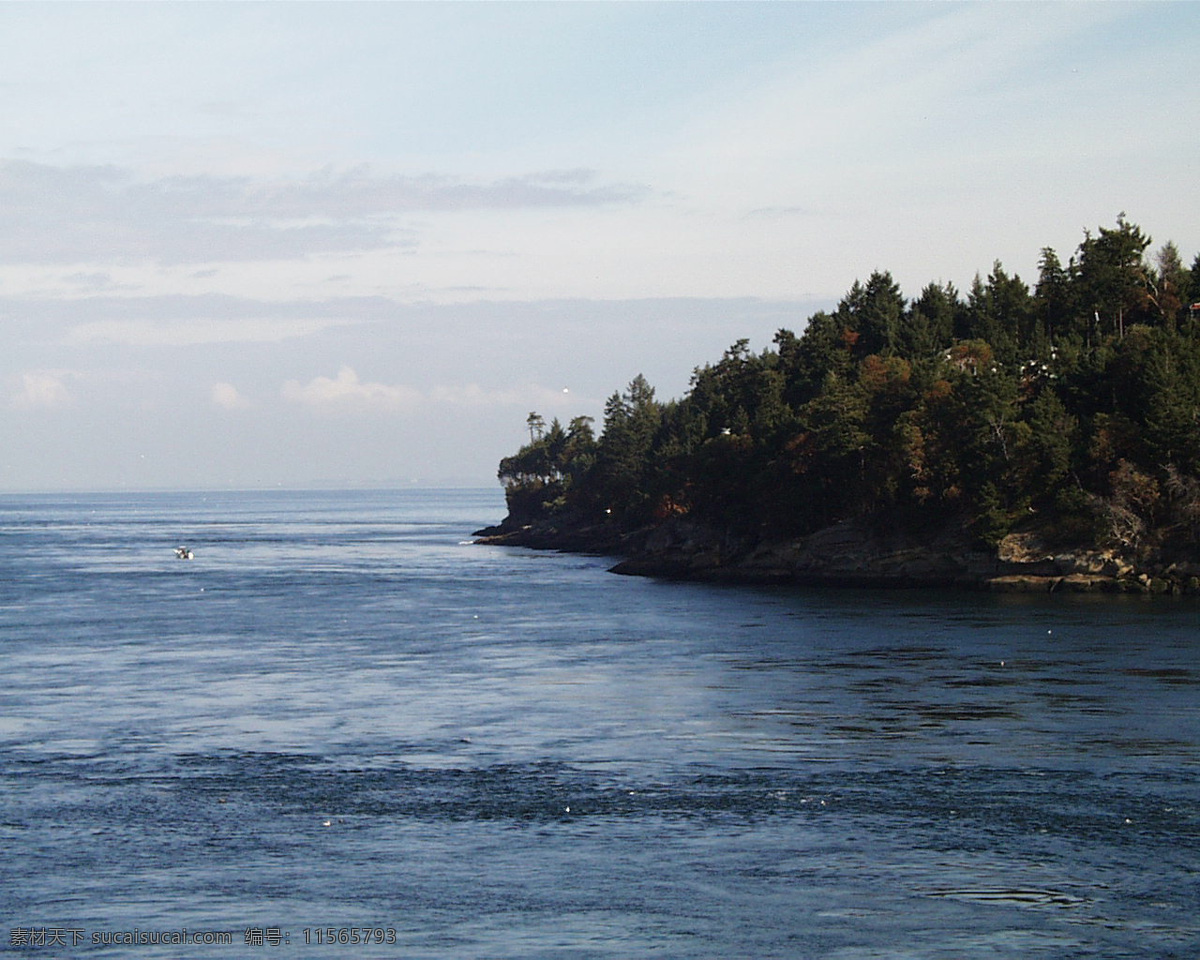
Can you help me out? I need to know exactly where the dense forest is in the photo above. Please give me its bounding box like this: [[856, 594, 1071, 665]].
[[493, 217, 1200, 584]]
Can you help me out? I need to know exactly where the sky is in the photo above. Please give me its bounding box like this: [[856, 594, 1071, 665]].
[[1, 1, 1197, 492]]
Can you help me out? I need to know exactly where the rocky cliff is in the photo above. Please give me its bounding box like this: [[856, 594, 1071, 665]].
[[475, 515, 1200, 595]]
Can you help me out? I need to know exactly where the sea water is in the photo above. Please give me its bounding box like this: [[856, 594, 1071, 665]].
[[0, 489, 1197, 959]]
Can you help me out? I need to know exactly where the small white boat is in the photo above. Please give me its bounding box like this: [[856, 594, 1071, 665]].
[[174, 546, 194, 560]]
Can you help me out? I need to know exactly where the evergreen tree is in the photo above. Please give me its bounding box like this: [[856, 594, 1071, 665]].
[[1074, 213, 1152, 337], [1148, 241, 1188, 330], [593, 375, 663, 523], [1034, 247, 1074, 345], [906, 281, 959, 357], [838, 271, 906, 358]]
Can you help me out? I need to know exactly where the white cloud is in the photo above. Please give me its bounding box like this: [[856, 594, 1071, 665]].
[[277, 369, 591, 417], [61, 271, 126, 292], [211, 381, 249, 410], [11, 370, 72, 410], [281, 366, 421, 411], [428, 382, 590, 411], [63, 316, 346, 347], [0, 160, 644, 267]]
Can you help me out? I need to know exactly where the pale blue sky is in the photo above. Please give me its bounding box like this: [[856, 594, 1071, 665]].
[[1, 1, 1197, 491]]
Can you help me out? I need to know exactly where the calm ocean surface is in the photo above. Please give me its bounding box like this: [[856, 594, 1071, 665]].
[[1, 488, 1197, 959]]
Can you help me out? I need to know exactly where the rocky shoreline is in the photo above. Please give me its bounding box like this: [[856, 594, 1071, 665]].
[[474, 515, 1200, 595]]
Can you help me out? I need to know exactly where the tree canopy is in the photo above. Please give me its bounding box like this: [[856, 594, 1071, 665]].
[[497, 218, 1200, 564]]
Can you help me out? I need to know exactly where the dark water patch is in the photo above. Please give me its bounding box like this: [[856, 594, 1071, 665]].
[[9, 752, 1198, 851], [1120, 666, 1196, 684], [847, 644, 949, 662], [925, 887, 1091, 907]]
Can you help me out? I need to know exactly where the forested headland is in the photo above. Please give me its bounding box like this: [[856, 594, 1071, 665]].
[[479, 217, 1200, 593]]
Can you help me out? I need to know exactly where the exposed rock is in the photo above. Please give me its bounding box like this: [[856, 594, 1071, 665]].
[[476, 512, 1199, 595]]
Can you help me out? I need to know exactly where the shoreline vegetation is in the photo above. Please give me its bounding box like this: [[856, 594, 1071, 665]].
[[476, 217, 1200, 595]]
